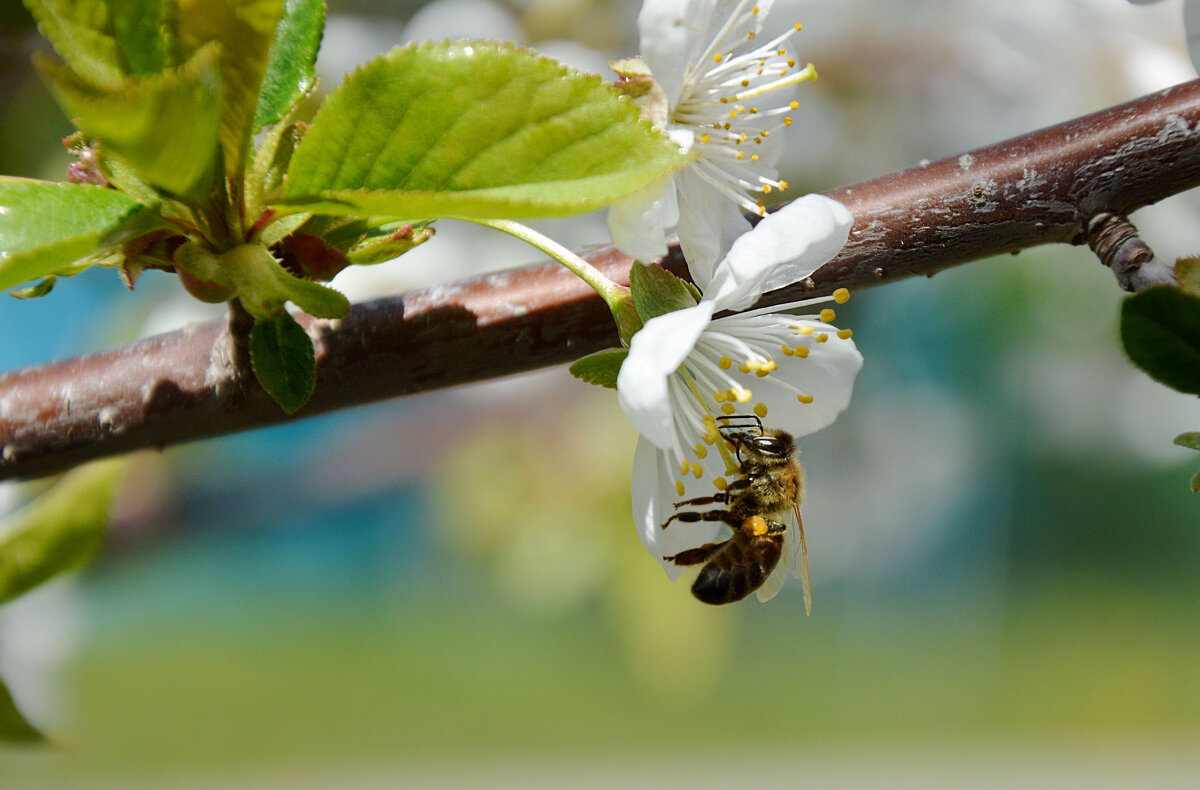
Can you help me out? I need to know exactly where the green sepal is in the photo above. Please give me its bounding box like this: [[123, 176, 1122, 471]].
[[176, 0, 286, 178], [0, 677, 45, 743], [21, 0, 175, 89], [249, 310, 316, 413], [0, 176, 161, 292], [1175, 432, 1200, 451], [1120, 285, 1200, 395], [223, 243, 349, 320], [254, 0, 324, 128], [36, 42, 224, 204], [569, 348, 628, 389], [0, 458, 126, 607], [10, 276, 57, 299], [629, 260, 697, 321], [1176, 256, 1200, 297], [279, 40, 693, 220]]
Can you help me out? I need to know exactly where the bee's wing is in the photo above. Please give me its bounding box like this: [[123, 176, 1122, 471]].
[[754, 507, 800, 604], [793, 504, 812, 615]]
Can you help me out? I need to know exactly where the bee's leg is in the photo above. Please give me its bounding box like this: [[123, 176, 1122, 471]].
[[669, 492, 729, 509], [764, 519, 789, 536], [660, 509, 741, 530], [664, 540, 728, 566]]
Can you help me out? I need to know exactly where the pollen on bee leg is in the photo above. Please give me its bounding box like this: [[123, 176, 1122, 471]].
[[753, 402, 768, 418], [745, 515, 769, 537], [797, 393, 814, 404]]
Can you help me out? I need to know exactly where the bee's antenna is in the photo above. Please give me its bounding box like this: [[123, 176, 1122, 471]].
[[716, 414, 764, 435]]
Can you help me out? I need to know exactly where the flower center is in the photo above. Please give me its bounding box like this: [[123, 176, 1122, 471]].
[[668, 288, 852, 495], [672, 0, 817, 216]]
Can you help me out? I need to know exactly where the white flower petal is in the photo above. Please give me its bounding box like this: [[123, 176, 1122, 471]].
[[705, 195, 853, 312], [638, 0, 711, 104], [631, 436, 728, 580], [617, 301, 716, 449], [606, 178, 679, 263], [675, 168, 752, 290], [709, 316, 862, 437]]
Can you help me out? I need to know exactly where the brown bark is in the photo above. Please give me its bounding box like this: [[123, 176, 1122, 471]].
[[3, 79, 1200, 481]]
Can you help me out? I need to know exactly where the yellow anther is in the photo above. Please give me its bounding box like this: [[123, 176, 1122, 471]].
[[752, 5, 759, 13], [797, 394, 814, 404], [719, 356, 732, 370], [781, 344, 795, 357], [750, 154, 759, 161], [837, 328, 854, 340], [679, 460, 690, 476], [736, 105, 746, 114], [675, 480, 685, 497], [820, 308, 836, 322], [833, 288, 850, 303], [700, 134, 711, 144], [714, 53, 724, 63], [778, 49, 787, 56], [794, 22, 803, 31], [749, 107, 759, 115], [762, 184, 772, 194], [736, 151, 746, 160], [738, 363, 751, 374], [721, 402, 736, 415], [713, 389, 727, 404], [815, 333, 829, 343], [693, 443, 708, 459], [713, 476, 728, 491], [741, 79, 750, 88], [731, 384, 753, 402], [795, 324, 815, 335], [795, 345, 810, 359], [761, 129, 769, 136], [787, 58, 796, 68], [690, 463, 703, 479], [753, 402, 768, 418], [779, 180, 789, 190], [746, 31, 755, 40]]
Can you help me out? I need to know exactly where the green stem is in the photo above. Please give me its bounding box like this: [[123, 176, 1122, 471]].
[[467, 219, 626, 307]]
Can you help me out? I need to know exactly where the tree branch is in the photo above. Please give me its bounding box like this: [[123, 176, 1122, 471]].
[[3, 79, 1200, 481]]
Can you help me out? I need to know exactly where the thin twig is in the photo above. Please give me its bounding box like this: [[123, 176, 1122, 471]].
[[3, 79, 1200, 481]]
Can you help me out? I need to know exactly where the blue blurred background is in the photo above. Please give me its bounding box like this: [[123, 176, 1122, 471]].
[[2, 0, 1200, 787]]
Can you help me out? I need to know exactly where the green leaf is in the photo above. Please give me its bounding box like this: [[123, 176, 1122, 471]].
[[22, 0, 174, 89], [1120, 286, 1200, 394], [10, 276, 57, 299], [254, 0, 324, 128], [1174, 432, 1200, 451], [0, 177, 157, 292], [0, 458, 125, 607], [37, 43, 224, 203], [630, 260, 697, 321], [177, 0, 286, 177], [0, 677, 45, 744], [569, 348, 628, 389], [249, 311, 316, 413], [1177, 256, 1200, 297], [279, 41, 693, 220]]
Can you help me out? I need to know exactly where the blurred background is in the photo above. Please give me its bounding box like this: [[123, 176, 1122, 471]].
[[2, 0, 1200, 787]]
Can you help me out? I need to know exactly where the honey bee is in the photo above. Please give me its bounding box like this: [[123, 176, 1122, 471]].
[[661, 416, 812, 611]]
